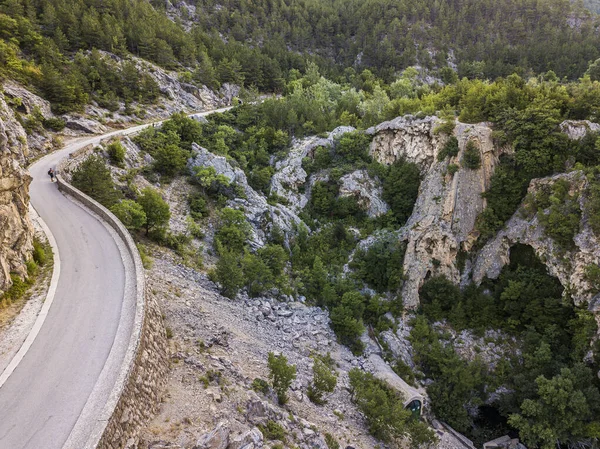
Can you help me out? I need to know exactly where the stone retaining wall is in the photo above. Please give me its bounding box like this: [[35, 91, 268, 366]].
[[56, 161, 168, 449]]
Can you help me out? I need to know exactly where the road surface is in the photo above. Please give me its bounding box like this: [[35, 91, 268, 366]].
[[0, 107, 231, 449]]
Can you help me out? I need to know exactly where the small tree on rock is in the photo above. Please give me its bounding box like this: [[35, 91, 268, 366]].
[[214, 247, 244, 298], [71, 154, 121, 207], [307, 356, 338, 405], [268, 352, 296, 405], [110, 199, 146, 231], [137, 187, 171, 236], [106, 141, 126, 167]]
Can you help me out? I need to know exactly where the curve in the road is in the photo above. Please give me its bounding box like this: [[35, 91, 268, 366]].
[[0, 107, 231, 449]]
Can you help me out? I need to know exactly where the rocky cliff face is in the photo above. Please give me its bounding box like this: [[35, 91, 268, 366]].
[[368, 116, 510, 308], [189, 144, 303, 248], [269, 126, 356, 213], [559, 120, 600, 140], [0, 91, 34, 293], [473, 169, 600, 308]]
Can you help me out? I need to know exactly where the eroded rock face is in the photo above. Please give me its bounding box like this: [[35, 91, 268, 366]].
[[270, 126, 355, 213], [0, 93, 34, 293], [368, 115, 443, 171], [194, 421, 230, 449], [473, 171, 600, 307], [560, 120, 600, 140], [63, 116, 109, 134], [189, 144, 303, 248], [368, 117, 509, 308], [3, 81, 53, 119], [338, 170, 388, 217]]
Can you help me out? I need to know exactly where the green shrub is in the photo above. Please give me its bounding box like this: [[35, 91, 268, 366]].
[[110, 199, 146, 230], [584, 264, 600, 294], [106, 141, 126, 167], [42, 117, 66, 131], [188, 193, 208, 220], [191, 166, 231, 196], [25, 259, 38, 276], [71, 155, 121, 207], [447, 163, 459, 176], [215, 208, 251, 253], [304, 146, 333, 175], [475, 157, 529, 244], [137, 187, 171, 236], [213, 249, 244, 298], [330, 292, 366, 355], [267, 352, 297, 405], [242, 251, 274, 297], [462, 140, 481, 169], [161, 232, 192, 254], [32, 238, 47, 266], [258, 420, 286, 441], [392, 359, 416, 386], [153, 144, 189, 177], [249, 165, 274, 194], [437, 136, 459, 161], [419, 275, 462, 322], [186, 217, 205, 239], [2, 274, 31, 302], [536, 179, 581, 250], [381, 159, 421, 225], [335, 131, 372, 164], [350, 235, 406, 293], [307, 358, 338, 405], [434, 116, 456, 135], [252, 377, 270, 395], [324, 433, 340, 449]]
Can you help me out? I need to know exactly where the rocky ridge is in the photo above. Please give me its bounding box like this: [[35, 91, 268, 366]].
[[49, 112, 600, 448], [367, 115, 510, 308], [188, 144, 303, 248], [473, 170, 600, 307], [269, 126, 356, 213]]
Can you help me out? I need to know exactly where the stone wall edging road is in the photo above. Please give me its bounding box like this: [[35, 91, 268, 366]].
[[55, 160, 168, 449]]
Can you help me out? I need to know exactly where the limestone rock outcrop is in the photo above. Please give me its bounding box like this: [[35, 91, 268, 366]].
[[3, 81, 53, 119], [560, 120, 600, 140], [189, 144, 303, 247], [368, 116, 510, 308], [473, 170, 600, 307], [3, 81, 58, 157], [338, 170, 389, 217], [0, 92, 34, 294], [368, 115, 444, 171], [194, 421, 230, 449], [270, 126, 355, 213]]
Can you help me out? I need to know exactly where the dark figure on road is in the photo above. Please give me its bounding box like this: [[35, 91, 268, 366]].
[[48, 168, 56, 182]]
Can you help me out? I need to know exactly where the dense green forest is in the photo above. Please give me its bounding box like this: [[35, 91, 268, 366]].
[[187, 0, 600, 80], [3, 0, 600, 114]]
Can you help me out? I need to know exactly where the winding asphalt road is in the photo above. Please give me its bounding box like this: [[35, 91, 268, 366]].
[[0, 107, 230, 449]]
